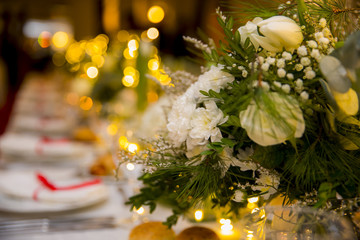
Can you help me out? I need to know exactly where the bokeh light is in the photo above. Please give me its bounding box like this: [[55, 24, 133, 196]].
[[106, 123, 118, 136], [38, 31, 52, 48], [79, 96, 93, 110], [119, 136, 129, 149], [117, 30, 129, 42], [194, 210, 203, 221], [147, 6, 165, 23], [147, 27, 159, 40], [128, 143, 138, 153], [126, 163, 135, 171], [52, 31, 69, 48], [52, 52, 66, 66], [148, 59, 159, 71], [86, 66, 99, 79]]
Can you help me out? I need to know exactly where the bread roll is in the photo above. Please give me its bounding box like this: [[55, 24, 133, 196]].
[[176, 226, 220, 240], [129, 221, 175, 240]]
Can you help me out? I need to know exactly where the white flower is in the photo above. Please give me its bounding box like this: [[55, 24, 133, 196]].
[[281, 84, 291, 93], [319, 18, 327, 28], [305, 70, 316, 79], [242, 70, 248, 78], [276, 58, 286, 68], [238, 17, 263, 49], [273, 81, 282, 88], [219, 147, 245, 177], [233, 190, 245, 202], [254, 171, 280, 200], [188, 101, 228, 145], [286, 73, 294, 80], [310, 49, 322, 62], [266, 57, 276, 65], [300, 91, 309, 101], [277, 68, 286, 78], [300, 57, 311, 66], [239, 92, 305, 146], [197, 65, 235, 95], [307, 40, 318, 48], [322, 27, 331, 38], [297, 45, 308, 56], [261, 63, 270, 71], [250, 16, 303, 52], [167, 94, 196, 146], [295, 64, 303, 71], [319, 37, 330, 45], [282, 51, 292, 61]]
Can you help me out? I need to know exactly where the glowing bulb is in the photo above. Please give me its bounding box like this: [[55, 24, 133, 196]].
[[118, 136, 128, 149], [147, 6, 165, 23], [52, 31, 69, 48], [247, 197, 259, 203], [251, 208, 260, 214], [219, 218, 226, 224], [128, 143, 138, 153], [126, 163, 135, 171], [147, 27, 159, 40], [128, 39, 139, 51], [106, 124, 118, 136], [148, 59, 159, 71], [220, 223, 234, 235], [87, 66, 99, 79], [247, 202, 257, 209], [79, 96, 93, 111], [135, 206, 145, 215], [122, 75, 135, 87], [194, 210, 203, 221]]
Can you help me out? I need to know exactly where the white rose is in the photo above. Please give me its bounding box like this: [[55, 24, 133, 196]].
[[249, 16, 303, 53], [238, 17, 263, 49]]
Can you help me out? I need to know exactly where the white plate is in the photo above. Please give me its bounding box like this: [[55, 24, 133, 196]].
[[0, 169, 109, 214]]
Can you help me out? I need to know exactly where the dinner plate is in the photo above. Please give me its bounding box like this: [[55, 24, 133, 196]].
[[0, 169, 109, 214]]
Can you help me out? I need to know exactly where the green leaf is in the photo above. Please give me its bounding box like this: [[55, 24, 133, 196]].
[[199, 90, 209, 97], [225, 16, 234, 30], [201, 150, 215, 156], [221, 138, 236, 147]]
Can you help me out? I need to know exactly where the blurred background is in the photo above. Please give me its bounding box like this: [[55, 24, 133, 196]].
[[0, 0, 222, 135]]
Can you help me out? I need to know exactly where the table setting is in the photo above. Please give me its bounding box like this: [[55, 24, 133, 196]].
[[1, 0, 360, 239]]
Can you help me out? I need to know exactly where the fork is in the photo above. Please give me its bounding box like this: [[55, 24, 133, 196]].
[[0, 216, 126, 236]]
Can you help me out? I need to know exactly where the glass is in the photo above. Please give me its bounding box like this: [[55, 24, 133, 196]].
[[242, 206, 357, 240]]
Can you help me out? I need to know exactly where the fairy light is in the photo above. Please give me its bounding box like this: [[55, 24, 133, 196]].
[[122, 75, 135, 87], [220, 219, 234, 236], [147, 6, 165, 23], [38, 31, 51, 48], [246, 230, 254, 240], [86, 66, 99, 79], [148, 59, 159, 71], [128, 143, 138, 153], [118, 136, 128, 149], [194, 210, 204, 221], [106, 123, 118, 136], [134, 206, 145, 215], [79, 96, 93, 110], [128, 39, 139, 51], [147, 27, 159, 40], [126, 163, 135, 171], [52, 31, 69, 48]]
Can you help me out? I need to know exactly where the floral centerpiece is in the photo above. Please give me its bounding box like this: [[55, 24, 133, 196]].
[[120, 0, 360, 232]]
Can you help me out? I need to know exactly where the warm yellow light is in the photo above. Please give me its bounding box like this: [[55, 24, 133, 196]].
[[66, 43, 85, 64], [128, 143, 138, 153], [87, 66, 99, 79], [123, 48, 137, 59], [147, 27, 159, 40], [107, 124, 118, 136], [123, 66, 136, 76], [159, 72, 171, 85], [148, 59, 159, 71], [126, 163, 135, 171], [52, 31, 69, 48], [128, 39, 139, 51], [118, 136, 128, 149], [246, 230, 254, 240], [247, 202, 257, 209], [135, 206, 145, 215], [194, 210, 203, 221], [117, 30, 129, 42], [147, 6, 165, 23], [92, 55, 105, 68], [220, 222, 234, 236], [79, 96, 93, 111], [251, 208, 260, 214], [247, 197, 259, 203], [122, 75, 135, 87]]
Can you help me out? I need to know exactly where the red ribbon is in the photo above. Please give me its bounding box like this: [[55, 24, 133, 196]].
[[32, 173, 102, 201]]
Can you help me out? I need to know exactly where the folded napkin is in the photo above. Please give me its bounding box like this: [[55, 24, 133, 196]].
[[0, 170, 108, 204], [10, 115, 74, 134], [0, 134, 87, 159]]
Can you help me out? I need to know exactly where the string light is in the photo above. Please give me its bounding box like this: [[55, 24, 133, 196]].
[[52, 31, 69, 48], [126, 163, 135, 171], [86, 66, 99, 79], [147, 6, 165, 23], [79, 96, 93, 110], [147, 27, 159, 40], [128, 143, 138, 153], [194, 210, 204, 221]]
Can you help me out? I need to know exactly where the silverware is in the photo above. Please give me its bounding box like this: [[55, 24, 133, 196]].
[[0, 216, 125, 236]]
